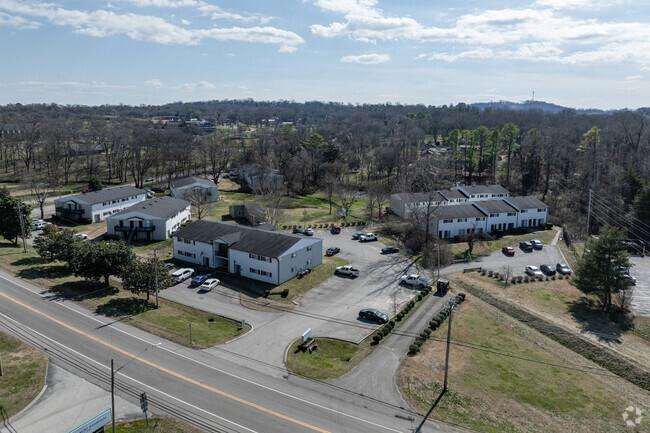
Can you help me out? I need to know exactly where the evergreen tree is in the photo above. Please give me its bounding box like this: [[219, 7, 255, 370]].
[[574, 225, 631, 312], [121, 258, 173, 302], [0, 186, 32, 246], [70, 241, 134, 286], [88, 175, 103, 191]]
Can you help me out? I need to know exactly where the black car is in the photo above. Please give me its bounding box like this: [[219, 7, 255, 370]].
[[326, 247, 340, 256], [381, 246, 400, 254], [540, 264, 556, 276], [556, 262, 572, 275], [358, 308, 389, 324], [519, 241, 533, 252], [292, 228, 304, 235]]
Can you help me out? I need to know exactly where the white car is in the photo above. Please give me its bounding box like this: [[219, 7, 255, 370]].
[[305, 228, 314, 236], [32, 220, 47, 230], [171, 268, 194, 282], [525, 265, 544, 278], [74, 233, 88, 240], [359, 233, 378, 242], [200, 278, 220, 291]]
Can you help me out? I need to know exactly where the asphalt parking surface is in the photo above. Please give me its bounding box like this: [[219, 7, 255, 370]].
[[461, 242, 567, 278], [629, 255, 650, 316]]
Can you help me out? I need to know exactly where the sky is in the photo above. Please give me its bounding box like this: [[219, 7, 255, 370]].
[[1, 0, 649, 109]]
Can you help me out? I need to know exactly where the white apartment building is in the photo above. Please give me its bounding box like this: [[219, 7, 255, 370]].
[[55, 186, 146, 223]]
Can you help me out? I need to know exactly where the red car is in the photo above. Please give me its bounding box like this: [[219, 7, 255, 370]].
[[502, 246, 515, 256], [81, 189, 91, 193]]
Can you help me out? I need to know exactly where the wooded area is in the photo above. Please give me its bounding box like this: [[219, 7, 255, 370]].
[[1, 100, 648, 243]]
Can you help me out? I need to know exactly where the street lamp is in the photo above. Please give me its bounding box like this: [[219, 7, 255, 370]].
[[111, 342, 161, 433]]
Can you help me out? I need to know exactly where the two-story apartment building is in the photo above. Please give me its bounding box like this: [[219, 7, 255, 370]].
[[169, 176, 219, 203], [474, 200, 519, 232], [172, 220, 322, 285], [239, 164, 284, 193], [55, 186, 146, 223], [106, 196, 191, 242], [449, 185, 511, 201], [504, 196, 549, 228], [432, 204, 487, 239]]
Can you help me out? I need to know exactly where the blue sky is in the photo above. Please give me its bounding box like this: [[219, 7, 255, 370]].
[[1, 0, 649, 109]]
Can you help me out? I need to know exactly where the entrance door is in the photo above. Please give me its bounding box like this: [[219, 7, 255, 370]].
[[234, 264, 241, 275], [203, 257, 209, 267]]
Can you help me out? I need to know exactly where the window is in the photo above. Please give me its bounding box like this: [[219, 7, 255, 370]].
[[250, 267, 256, 273], [475, 217, 485, 221], [291, 252, 297, 258], [443, 219, 453, 224], [490, 213, 497, 217], [521, 209, 528, 213], [457, 218, 467, 223], [507, 212, 516, 216], [538, 208, 545, 212], [307, 246, 312, 251]]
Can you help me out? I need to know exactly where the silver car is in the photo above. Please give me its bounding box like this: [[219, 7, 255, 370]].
[[525, 265, 544, 278]]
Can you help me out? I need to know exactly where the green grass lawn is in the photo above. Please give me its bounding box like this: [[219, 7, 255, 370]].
[[0, 330, 48, 419], [397, 296, 650, 433], [111, 417, 206, 433], [286, 338, 369, 380]]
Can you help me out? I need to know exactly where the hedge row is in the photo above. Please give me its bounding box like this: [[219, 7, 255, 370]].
[[458, 282, 650, 391], [373, 286, 433, 345], [409, 293, 466, 355], [281, 222, 367, 230]]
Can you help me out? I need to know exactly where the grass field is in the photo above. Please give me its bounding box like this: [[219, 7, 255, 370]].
[[111, 417, 206, 433], [0, 330, 48, 419], [397, 296, 650, 433], [285, 338, 371, 380]]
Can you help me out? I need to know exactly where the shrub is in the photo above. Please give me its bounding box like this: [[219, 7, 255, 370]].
[[409, 344, 420, 355], [487, 270, 494, 277], [417, 294, 423, 301], [415, 338, 424, 347], [480, 270, 487, 276], [389, 320, 395, 327], [458, 293, 466, 301], [524, 276, 530, 283], [552, 275, 556, 280], [420, 331, 428, 340], [408, 300, 415, 308], [372, 335, 381, 344], [429, 323, 438, 331], [382, 326, 391, 335], [424, 328, 432, 337], [397, 312, 404, 320]]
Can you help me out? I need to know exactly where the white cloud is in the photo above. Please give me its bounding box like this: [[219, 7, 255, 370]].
[[624, 75, 642, 81], [179, 81, 216, 90], [535, 0, 621, 9], [0, 0, 303, 51], [119, 0, 273, 24], [310, 1, 650, 66], [145, 78, 164, 87], [420, 48, 493, 62], [340, 53, 389, 64], [0, 10, 40, 28]]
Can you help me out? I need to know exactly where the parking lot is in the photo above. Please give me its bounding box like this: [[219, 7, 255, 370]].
[[629, 255, 650, 316]]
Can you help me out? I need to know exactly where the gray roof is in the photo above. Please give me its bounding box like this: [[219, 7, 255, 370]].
[[505, 196, 548, 210], [65, 186, 145, 205], [452, 185, 510, 195], [438, 189, 467, 200], [173, 220, 308, 258], [474, 200, 518, 214], [244, 203, 266, 217], [393, 191, 448, 203], [110, 196, 190, 219], [170, 176, 215, 189], [433, 203, 487, 219]]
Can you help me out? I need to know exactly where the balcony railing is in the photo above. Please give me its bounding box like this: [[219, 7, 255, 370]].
[[115, 225, 155, 232]]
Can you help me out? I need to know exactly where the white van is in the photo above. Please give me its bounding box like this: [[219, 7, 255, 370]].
[[171, 268, 194, 283]]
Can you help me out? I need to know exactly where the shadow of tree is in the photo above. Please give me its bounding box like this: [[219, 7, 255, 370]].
[[12, 256, 45, 266], [17, 264, 70, 280], [568, 297, 633, 343], [47, 281, 118, 302], [96, 297, 154, 317]]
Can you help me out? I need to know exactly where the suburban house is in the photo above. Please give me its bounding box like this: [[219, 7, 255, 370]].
[[55, 186, 146, 223], [169, 176, 219, 203], [172, 220, 322, 285], [106, 196, 191, 242], [229, 203, 266, 225], [239, 164, 284, 192]]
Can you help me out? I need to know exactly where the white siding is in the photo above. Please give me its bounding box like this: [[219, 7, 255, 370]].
[[173, 237, 213, 267]]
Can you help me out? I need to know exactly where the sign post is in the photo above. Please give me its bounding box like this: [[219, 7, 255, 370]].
[[140, 393, 149, 426]]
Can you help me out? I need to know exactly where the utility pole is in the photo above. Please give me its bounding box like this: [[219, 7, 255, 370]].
[[586, 189, 592, 237], [154, 249, 159, 309], [443, 298, 457, 392], [111, 359, 115, 433], [17, 202, 27, 253]]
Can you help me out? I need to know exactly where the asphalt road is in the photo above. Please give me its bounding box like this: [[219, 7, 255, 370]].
[[0, 256, 449, 433], [629, 255, 650, 316]]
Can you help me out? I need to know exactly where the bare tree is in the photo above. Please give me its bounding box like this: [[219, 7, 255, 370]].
[[184, 187, 209, 220], [256, 190, 286, 227], [501, 265, 513, 288], [23, 171, 50, 219], [367, 181, 389, 221], [202, 132, 236, 181], [335, 188, 360, 219]]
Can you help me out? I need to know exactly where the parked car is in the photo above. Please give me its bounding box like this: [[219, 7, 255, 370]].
[[502, 246, 515, 256], [171, 268, 194, 282], [200, 278, 220, 291], [540, 264, 556, 276], [334, 265, 360, 277], [305, 228, 314, 236], [619, 269, 636, 285], [525, 265, 543, 278], [352, 232, 364, 240], [146, 190, 154, 198], [325, 247, 340, 256], [74, 233, 88, 240], [152, 187, 165, 193], [519, 241, 533, 252], [145, 177, 154, 182], [358, 308, 388, 324], [530, 239, 543, 250], [359, 233, 378, 242], [381, 246, 399, 254], [556, 262, 572, 275], [190, 275, 208, 287], [32, 220, 47, 230], [163, 263, 175, 270], [292, 228, 304, 235], [401, 274, 430, 288], [81, 189, 91, 193], [331, 225, 341, 234]]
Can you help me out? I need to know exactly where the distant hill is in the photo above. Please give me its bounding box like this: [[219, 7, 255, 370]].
[[471, 100, 607, 115]]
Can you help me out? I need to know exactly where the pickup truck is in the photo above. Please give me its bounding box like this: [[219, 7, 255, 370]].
[[334, 265, 360, 277], [400, 274, 430, 288], [359, 233, 378, 242]]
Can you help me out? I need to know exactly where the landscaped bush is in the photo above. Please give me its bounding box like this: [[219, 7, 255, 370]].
[[397, 312, 404, 320], [524, 276, 530, 283], [414, 338, 424, 347], [480, 269, 487, 276], [487, 270, 494, 277], [409, 344, 420, 355], [282, 225, 287, 230], [429, 323, 438, 331], [372, 335, 381, 344], [458, 293, 466, 301], [424, 328, 432, 337], [420, 331, 428, 340], [408, 300, 415, 308], [552, 275, 556, 280], [417, 294, 423, 301]]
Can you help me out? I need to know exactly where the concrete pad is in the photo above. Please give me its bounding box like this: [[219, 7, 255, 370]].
[[2, 364, 142, 433]]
